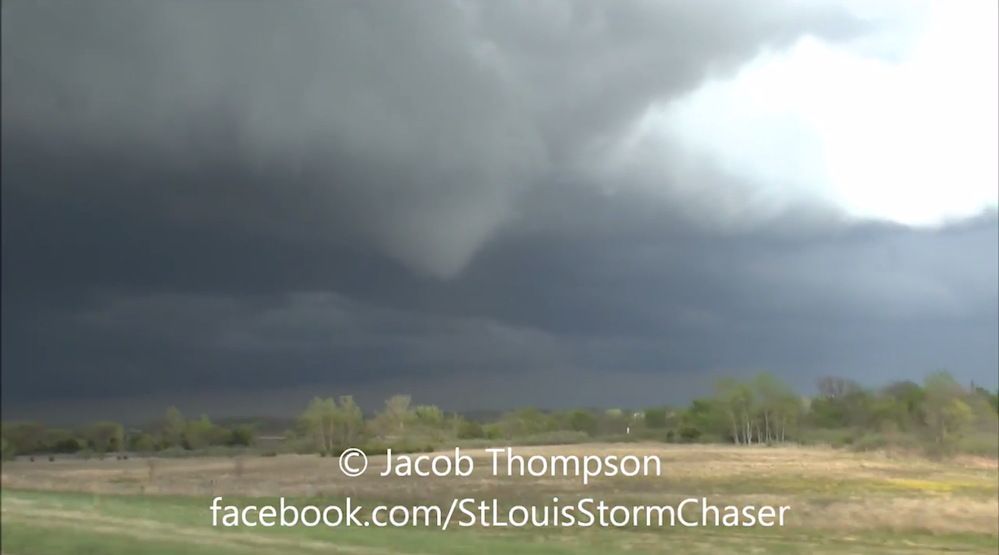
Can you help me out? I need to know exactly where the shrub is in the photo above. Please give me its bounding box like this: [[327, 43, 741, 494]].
[[0, 438, 14, 461], [954, 431, 998, 458], [797, 428, 855, 448], [457, 420, 485, 440], [51, 437, 83, 454], [678, 426, 702, 442], [514, 431, 589, 446], [850, 432, 888, 452], [227, 426, 256, 447]]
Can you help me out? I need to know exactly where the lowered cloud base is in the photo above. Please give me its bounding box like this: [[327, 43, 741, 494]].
[[2, 0, 996, 419]]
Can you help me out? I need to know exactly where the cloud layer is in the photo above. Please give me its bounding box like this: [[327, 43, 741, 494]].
[[3, 0, 863, 277], [2, 1, 995, 420]]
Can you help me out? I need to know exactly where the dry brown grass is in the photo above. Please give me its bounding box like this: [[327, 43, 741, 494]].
[[3, 443, 996, 535]]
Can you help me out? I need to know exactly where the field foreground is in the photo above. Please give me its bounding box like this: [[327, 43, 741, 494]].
[[2, 444, 997, 554]]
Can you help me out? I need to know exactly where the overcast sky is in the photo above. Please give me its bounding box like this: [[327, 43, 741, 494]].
[[2, 0, 997, 421]]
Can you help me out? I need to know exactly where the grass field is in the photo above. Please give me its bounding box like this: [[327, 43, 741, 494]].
[[2, 444, 997, 554]]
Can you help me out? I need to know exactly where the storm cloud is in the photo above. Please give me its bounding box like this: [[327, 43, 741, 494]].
[[2, 1, 996, 420]]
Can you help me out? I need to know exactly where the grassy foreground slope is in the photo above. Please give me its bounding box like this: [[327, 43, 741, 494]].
[[2, 444, 997, 554]]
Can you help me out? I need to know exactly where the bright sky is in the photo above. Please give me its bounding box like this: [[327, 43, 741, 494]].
[[653, 0, 998, 227]]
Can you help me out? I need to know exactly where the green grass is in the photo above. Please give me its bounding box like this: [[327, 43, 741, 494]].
[[3, 445, 995, 553], [1, 523, 258, 555], [3, 489, 996, 555]]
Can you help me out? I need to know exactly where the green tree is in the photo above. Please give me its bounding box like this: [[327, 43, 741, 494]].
[[880, 380, 925, 431], [1, 421, 48, 454], [379, 395, 413, 436], [184, 415, 227, 449], [643, 408, 668, 429], [161, 407, 186, 449], [227, 425, 256, 447], [44, 428, 82, 454], [923, 372, 973, 448], [716, 378, 755, 444], [413, 405, 445, 428], [457, 419, 485, 439], [84, 421, 124, 454], [335, 396, 364, 448], [301, 397, 338, 454], [971, 385, 998, 413], [128, 432, 158, 453], [568, 410, 597, 435], [681, 398, 727, 440], [752, 373, 801, 443], [810, 377, 871, 428]]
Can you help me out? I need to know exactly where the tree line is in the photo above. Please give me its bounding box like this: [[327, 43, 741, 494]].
[[3, 371, 997, 460], [1, 407, 254, 459]]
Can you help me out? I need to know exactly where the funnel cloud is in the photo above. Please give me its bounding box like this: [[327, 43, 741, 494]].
[[2, 1, 996, 420]]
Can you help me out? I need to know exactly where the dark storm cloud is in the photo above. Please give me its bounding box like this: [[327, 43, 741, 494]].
[[2, 1, 995, 419], [2, 0, 859, 277]]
